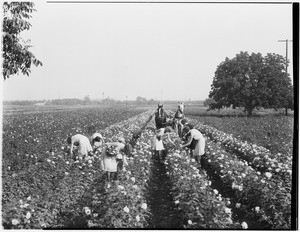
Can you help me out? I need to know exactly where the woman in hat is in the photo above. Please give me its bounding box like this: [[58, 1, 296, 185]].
[[67, 134, 93, 160], [91, 132, 104, 153], [101, 137, 128, 181], [181, 127, 206, 166]]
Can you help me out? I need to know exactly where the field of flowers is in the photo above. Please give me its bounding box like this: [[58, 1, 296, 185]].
[[2, 106, 294, 229], [188, 114, 293, 156], [185, 116, 293, 229]]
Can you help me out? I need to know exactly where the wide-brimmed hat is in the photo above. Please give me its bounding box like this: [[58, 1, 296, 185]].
[[182, 126, 191, 135], [93, 133, 103, 140]]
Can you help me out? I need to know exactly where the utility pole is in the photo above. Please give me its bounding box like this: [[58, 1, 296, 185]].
[[278, 39, 293, 73], [278, 39, 293, 116]]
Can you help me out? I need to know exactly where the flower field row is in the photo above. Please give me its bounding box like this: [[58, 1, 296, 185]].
[[2, 110, 153, 229], [165, 149, 239, 229], [187, 117, 292, 183], [84, 111, 154, 228], [200, 137, 291, 229], [132, 118, 241, 229]]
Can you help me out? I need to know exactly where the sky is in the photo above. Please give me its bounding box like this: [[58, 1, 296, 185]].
[[1, 0, 294, 101]]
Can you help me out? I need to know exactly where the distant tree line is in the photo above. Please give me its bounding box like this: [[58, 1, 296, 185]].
[[3, 97, 203, 106]]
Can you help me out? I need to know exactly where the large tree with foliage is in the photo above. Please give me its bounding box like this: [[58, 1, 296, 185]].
[[3, 2, 42, 80], [209, 51, 293, 116]]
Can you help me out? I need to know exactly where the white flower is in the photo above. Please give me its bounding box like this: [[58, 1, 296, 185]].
[[12, 219, 19, 225], [236, 203, 241, 208], [27, 196, 31, 201], [141, 203, 147, 210], [26, 211, 31, 219], [175, 200, 180, 204], [225, 207, 231, 214], [255, 206, 260, 213], [65, 172, 69, 175], [88, 160, 92, 164], [84, 207, 91, 215], [241, 173, 246, 178], [208, 181, 212, 186], [117, 185, 125, 190], [47, 159, 51, 162], [238, 185, 243, 191], [123, 206, 130, 213], [261, 179, 266, 184], [93, 213, 98, 217], [265, 172, 272, 179], [188, 220, 193, 225], [131, 177, 136, 183], [87, 220, 93, 228], [213, 189, 218, 195], [66, 161, 70, 164], [136, 215, 140, 222], [241, 221, 248, 229]]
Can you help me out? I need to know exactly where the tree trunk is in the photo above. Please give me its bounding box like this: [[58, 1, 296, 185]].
[[246, 108, 253, 117], [285, 107, 288, 116]]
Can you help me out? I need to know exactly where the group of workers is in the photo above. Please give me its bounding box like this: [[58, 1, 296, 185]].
[[67, 133, 128, 181], [152, 118, 206, 165], [67, 105, 206, 182]]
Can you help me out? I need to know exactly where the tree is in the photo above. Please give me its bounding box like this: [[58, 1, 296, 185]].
[[136, 96, 147, 104], [262, 53, 293, 115], [83, 95, 91, 104], [203, 98, 215, 107], [3, 2, 42, 80], [209, 51, 293, 116]]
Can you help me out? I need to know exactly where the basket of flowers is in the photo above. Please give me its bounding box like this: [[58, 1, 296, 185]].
[[106, 145, 118, 157]]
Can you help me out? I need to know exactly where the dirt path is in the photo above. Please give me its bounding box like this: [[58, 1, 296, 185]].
[[145, 151, 184, 228]]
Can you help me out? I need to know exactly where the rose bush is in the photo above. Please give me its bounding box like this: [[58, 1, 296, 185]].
[[187, 117, 292, 185], [165, 149, 239, 229], [201, 138, 291, 229]]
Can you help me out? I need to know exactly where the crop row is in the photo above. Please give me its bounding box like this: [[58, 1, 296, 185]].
[[2, 111, 153, 229], [165, 149, 240, 229], [187, 117, 292, 183], [200, 137, 291, 229], [84, 110, 154, 228], [138, 118, 241, 229]]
